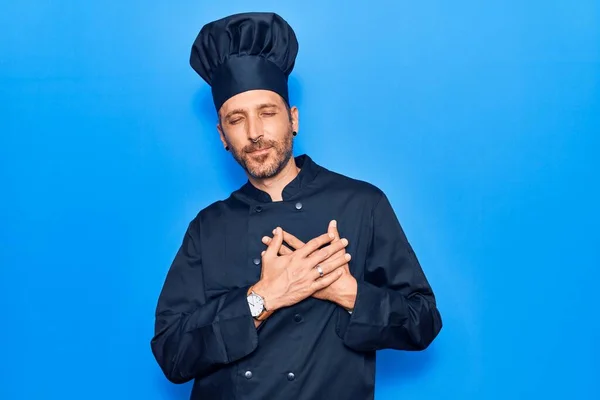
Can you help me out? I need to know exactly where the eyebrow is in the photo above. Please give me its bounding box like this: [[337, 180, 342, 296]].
[[224, 103, 280, 120]]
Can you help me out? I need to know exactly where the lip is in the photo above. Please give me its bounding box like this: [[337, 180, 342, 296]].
[[248, 147, 272, 155]]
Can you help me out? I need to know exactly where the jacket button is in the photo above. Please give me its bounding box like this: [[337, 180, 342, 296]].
[[295, 202, 302, 210], [253, 258, 261, 265], [244, 370, 253, 379], [294, 314, 302, 323], [255, 206, 262, 213], [287, 372, 295, 381]]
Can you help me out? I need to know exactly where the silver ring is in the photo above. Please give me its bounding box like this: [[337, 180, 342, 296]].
[[316, 265, 324, 277]]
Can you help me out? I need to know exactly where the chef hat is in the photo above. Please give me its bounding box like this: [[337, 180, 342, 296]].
[[190, 12, 299, 111]]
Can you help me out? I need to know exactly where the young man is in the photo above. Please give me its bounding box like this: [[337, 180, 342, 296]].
[[151, 11, 442, 400]]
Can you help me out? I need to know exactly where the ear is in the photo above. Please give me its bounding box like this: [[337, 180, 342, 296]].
[[290, 106, 299, 133], [217, 122, 228, 150]]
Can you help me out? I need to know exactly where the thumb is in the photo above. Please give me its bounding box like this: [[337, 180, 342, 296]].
[[264, 227, 283, 259]]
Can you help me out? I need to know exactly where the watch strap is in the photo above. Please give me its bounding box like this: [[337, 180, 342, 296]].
[[247, 285, 273, 321]]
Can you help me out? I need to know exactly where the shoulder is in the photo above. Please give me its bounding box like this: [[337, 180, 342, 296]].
[[317, 163, 386, 206], [184, 198, 230, 234]]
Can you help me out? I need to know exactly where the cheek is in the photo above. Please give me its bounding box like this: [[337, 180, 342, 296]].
[[264, 117, 290, 138], [224, 127, 247, 145]]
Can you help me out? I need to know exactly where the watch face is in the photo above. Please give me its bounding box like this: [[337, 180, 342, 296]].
[[247, 293, 264, 317]]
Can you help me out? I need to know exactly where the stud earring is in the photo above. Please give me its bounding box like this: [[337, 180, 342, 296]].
[[292, 131, 297, 136], [225, 146, 229, 151]]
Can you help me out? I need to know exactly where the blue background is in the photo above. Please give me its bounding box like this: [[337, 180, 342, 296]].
[[1, 1, 599, 399]]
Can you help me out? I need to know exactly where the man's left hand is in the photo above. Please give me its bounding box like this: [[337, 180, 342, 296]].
[[261, 220, 357, 311]]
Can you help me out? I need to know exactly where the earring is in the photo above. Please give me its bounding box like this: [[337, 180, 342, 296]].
[[292, 131, 297, 136], [225, 146, 229, 151]]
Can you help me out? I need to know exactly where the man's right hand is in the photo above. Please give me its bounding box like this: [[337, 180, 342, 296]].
[[252, 227, 349, 316]]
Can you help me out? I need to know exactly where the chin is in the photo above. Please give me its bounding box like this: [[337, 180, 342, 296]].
[[244, 154, 283, 179], [247, 162, 278, 179]]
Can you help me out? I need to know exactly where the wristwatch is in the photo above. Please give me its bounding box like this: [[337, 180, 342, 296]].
[[247, 286, 271, 321]]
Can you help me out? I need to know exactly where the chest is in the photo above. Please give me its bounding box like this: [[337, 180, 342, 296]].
[[200, 195, 373, 297]]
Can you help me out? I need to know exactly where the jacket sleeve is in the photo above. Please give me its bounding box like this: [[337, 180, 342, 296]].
[[337, 191, 443, 352], [150, 216, 258, 384]]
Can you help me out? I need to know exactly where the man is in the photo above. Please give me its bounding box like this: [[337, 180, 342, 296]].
[[151, 11, 442, 400]]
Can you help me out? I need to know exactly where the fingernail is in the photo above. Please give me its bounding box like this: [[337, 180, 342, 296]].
[[329, 233, 335, 239], [331, 220, 337, 227], [277, 227, 281, 234], [345, 253, 351, 261], [341, 238, 348, 245], [273, 228, 277, 235], [261, 251, 266, 256]]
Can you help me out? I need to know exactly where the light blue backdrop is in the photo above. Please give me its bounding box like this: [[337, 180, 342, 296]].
[[1, 1, 599, 399]]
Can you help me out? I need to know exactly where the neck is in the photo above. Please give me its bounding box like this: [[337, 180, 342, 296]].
[[248, 156, 300, 202]]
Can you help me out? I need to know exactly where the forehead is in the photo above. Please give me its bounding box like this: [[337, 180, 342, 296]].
[[219, 90, 283, 115]]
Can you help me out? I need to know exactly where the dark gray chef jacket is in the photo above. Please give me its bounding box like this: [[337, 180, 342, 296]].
[[151, 153, 443, 400]]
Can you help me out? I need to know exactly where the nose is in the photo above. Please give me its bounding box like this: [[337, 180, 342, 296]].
[[246, 114, 263, 143]]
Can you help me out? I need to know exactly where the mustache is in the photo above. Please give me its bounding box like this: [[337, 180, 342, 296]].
[[244, 140, 276, 153]]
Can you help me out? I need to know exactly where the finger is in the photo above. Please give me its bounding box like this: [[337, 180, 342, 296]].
[[332, 247, 346, 259], [262, 236, 293, 255], [296, 232, 335, 259], [307, 237, 349, 266], [264, 227, 284, 259], [329, 220, 341, 240], [279, 244, 293, 255], [264, 229, 305, 251], [281, 230, 305, 250], [315, 252, 351, 277], [311, 268, 343, 291], [327, 220, 346, 258]]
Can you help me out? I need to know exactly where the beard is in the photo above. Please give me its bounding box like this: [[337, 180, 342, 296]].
[[228, 125, 294, 179]]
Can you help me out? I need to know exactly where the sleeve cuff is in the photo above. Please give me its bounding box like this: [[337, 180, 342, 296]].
[[218, 285, 259, 362], [336, 280, 407, 352], [185, 285, 258, 364], [335, 280, 369, 340]]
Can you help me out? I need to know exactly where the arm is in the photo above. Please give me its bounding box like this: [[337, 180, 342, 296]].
[[337, 191, 443, 352], [150, 216, 258, 384]]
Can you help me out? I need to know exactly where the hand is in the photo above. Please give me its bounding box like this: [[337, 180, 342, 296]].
[[252, 227, 350, 316], [261, 220, 358, 311]]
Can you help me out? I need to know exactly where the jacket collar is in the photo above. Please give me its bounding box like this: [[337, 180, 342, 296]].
[[236, 154, 320, 203]]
